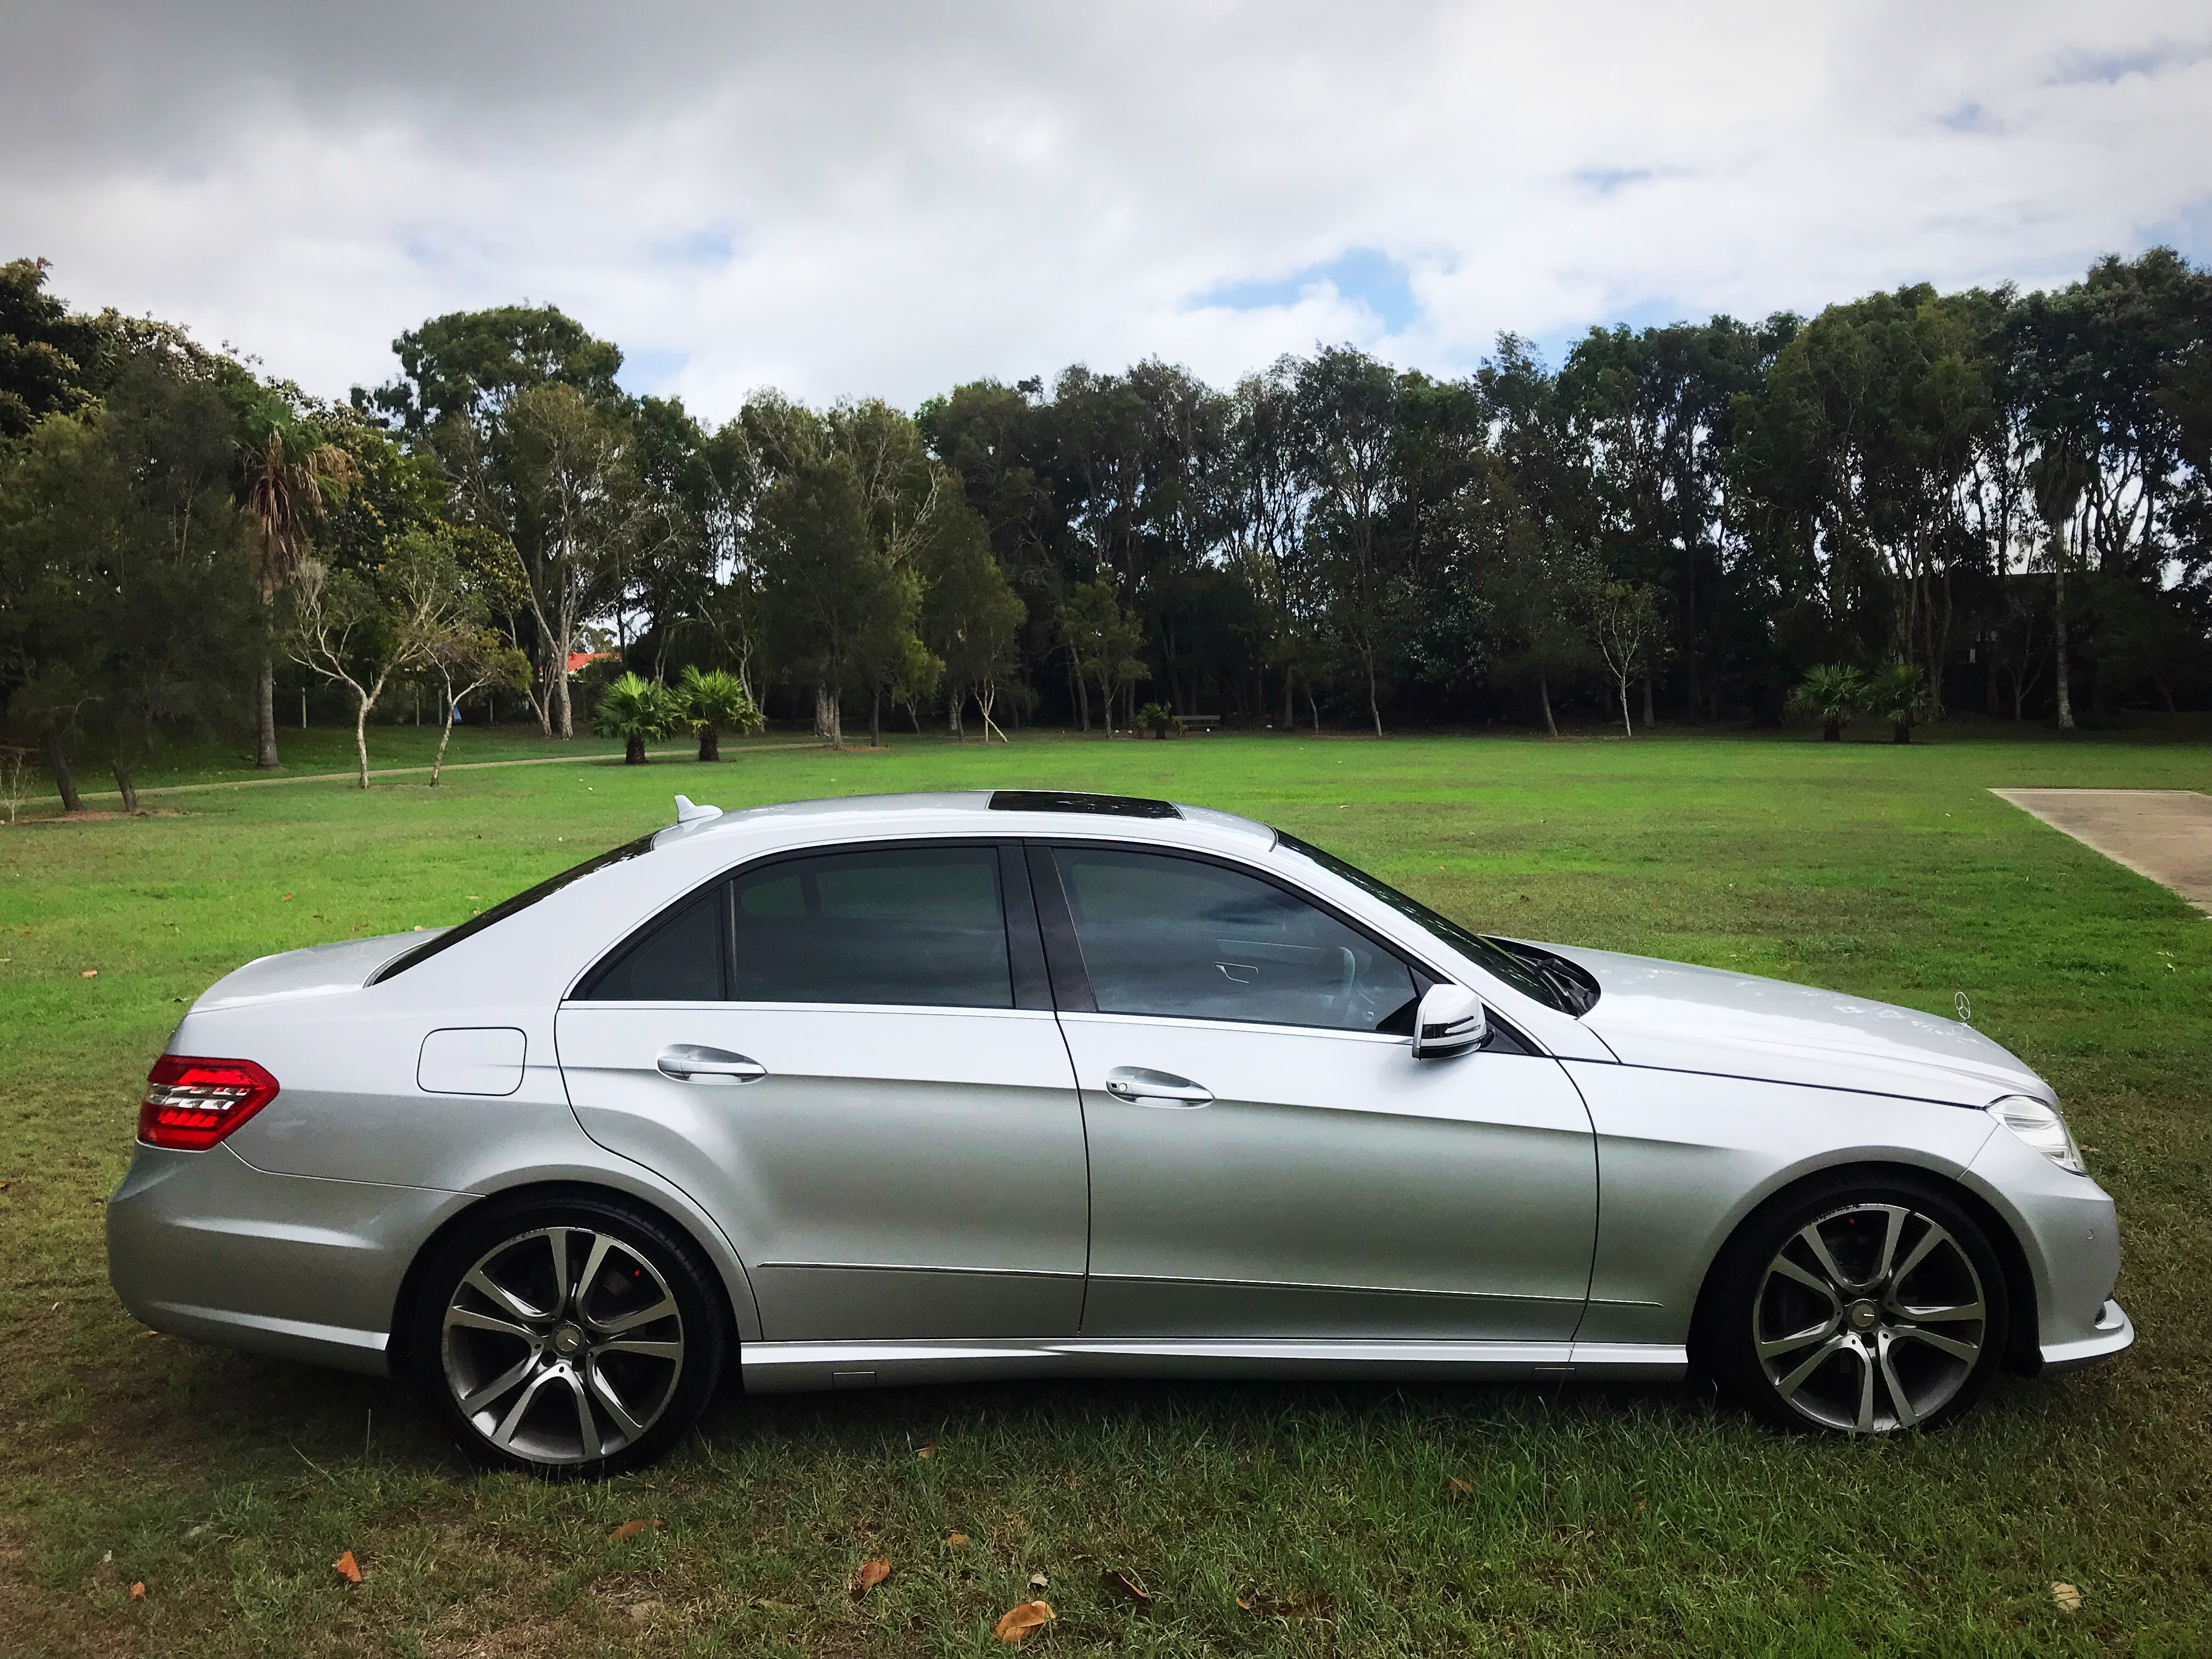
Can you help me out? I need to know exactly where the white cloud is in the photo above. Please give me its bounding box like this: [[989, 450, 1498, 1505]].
[[3, 0, 2207, 417]]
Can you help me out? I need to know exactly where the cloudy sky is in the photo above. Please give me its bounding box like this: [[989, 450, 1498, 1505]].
[[6, 1, 2209, 420]]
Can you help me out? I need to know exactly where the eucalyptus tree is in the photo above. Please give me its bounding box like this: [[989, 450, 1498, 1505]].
[[1291, 346, 1403, 736], [921, 506, 1026, 738], [1, 256, 108, 437], [240, 395, 357, 767]]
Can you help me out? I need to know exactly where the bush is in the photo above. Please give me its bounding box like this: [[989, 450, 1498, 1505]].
[[591, 673, 684, 764]]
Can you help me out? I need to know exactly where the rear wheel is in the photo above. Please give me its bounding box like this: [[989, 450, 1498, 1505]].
[[1704, 1176, 2009, 1435], [411, 1195, 727, 1477]]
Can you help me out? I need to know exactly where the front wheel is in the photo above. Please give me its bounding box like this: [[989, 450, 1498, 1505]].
[[410, 1194, 729, 1477], [1703, 1176, 2010, 1435]]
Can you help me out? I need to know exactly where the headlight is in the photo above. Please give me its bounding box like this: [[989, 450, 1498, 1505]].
[[1987, 1094, 2085, 1175]]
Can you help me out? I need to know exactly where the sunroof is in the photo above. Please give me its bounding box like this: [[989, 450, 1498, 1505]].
[[988, 790, 1181, 820]]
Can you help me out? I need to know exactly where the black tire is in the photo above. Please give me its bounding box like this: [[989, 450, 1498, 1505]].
[[409, 1192, 729, 1479], [1700, 1172, 2010, 1436]]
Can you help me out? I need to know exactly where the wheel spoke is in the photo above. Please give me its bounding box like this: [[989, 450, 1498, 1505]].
[[586, 1363, 650, 1441], [1767, 1254, 1840, 1301], [1876, 1332, 1920, 1430], [1774, 1333, 1849, 1401], [546, 1228, 573, 1314], [1852, 1341, 1877, 1433], [1893, 1296, 1983, 1325], [1887, 1221, 1950, 1288], [1757, 1319, 1838, 1362], [1895, 1325, 1980, 1363], [446, 1306, 537, 1343], [596, 1293, 678, 1336], [599, 1338, 683, 1361], [1795, 1224, 1855, 1291], [489, 1367, 562, 1451], [562, 1368, 603, 1461], [1869, 1206, 1907, 1283], [465, 1267, 546, 1326], [573, 1232, 616, 1321], [458, 1351, 540, 1415]]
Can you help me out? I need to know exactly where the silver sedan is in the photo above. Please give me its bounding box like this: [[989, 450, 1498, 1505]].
[[107, 789, 2131, 1475]]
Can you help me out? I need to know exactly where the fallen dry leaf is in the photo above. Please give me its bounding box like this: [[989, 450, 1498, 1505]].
[[608, 1519, 662, 1542], [1104, 1568, 1150, 1604], [1029, 1571, 1049, 1590], [626, 1600, 662, 1623], [994, 1600, 1056, 1643], [80, 969, 98, 978], [129, 1581, 145, 1601], [281, 894, 293, 900], [332, 1550, 362, 1585], [916, 1442, 939, 1459], [853, 1556, 891, 1596], [2052, 1582, 2083, 1612], [1445, 1476, 1473, 1498], [945, 1532, 969, 1548]]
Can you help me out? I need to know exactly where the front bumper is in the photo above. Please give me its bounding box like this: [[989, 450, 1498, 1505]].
[[106, 1142, 469, 1376], [2041, 1298, 2134, 1373]]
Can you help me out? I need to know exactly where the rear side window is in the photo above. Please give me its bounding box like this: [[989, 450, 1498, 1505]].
[[730, 845, 1012, 1008], [1052, 846, 1417, 1032], [577, 885, 729, 1001]]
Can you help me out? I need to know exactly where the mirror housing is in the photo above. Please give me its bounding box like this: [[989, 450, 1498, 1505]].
[[1412, 981, 1488, 1058]]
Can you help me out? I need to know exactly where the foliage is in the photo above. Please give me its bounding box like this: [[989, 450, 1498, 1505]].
[[1135, 701, 1182, 738], [676, 664, 763, 761], [591, 671, 685, 764], [1588, 581, 1666, 737], [1863, 662, 1931, 743], [1786, 664, 1868, 740]]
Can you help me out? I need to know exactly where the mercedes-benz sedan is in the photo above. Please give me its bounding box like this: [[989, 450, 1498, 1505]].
[[108, 789, 2131, 1475]]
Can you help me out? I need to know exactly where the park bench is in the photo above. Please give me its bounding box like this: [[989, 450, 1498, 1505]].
[[1177, 714, 1221, 732]]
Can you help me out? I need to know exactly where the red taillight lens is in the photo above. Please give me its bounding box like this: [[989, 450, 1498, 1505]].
[[138, 1056, 281, 1150]]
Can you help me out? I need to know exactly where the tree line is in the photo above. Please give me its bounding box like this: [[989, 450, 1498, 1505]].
[[3, 247, 2208, 803]]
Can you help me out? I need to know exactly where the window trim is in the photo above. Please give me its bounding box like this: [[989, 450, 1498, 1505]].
[[1027, 838, 1440, 1039], [563, 837, 1051, 1012]]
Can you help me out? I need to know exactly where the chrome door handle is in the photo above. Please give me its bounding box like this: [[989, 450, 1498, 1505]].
[[657, 1045, 767, 1084], [1104, 1066, 1214, 1107]]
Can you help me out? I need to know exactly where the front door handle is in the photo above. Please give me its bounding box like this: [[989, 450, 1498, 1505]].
[[658, 1045, 767, 1084], [1104, 1066, 1214, 1107]]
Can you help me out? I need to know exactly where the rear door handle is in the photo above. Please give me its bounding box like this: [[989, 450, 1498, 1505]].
[[1104, 1066, 1214, 1107], [658, 1045, 767, 1084]]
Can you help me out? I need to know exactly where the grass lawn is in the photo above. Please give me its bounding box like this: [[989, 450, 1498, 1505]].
[[2, 724, 2208, 1656]]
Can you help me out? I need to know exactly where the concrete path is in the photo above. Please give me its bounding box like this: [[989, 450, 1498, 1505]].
[[1992, 788, 2212, 915]]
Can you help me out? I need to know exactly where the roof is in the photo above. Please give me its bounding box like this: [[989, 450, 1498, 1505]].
[[657, 790, 1276, 853]]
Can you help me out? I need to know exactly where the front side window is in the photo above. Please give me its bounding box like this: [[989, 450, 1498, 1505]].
[[1052, 847, 1417, 1032], [730, 845, 1013, 1008]]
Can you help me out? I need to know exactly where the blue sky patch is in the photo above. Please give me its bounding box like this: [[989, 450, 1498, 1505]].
[[1200, 247, 1420, 334]]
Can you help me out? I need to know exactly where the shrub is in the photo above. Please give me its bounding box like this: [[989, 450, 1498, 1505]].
[[591, 673, 684, 764]]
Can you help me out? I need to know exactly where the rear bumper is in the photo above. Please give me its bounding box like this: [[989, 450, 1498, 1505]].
[[106, 1142, 469, 1377], [2040, 1298, 2134, 1374]]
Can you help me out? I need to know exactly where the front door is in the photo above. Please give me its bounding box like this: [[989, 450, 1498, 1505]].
[[1036, 843, 1597, 1341], [557, 840, 1088, 1342]]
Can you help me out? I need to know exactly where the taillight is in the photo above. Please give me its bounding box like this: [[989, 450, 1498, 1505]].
[[138, 1056, 281, 1150]]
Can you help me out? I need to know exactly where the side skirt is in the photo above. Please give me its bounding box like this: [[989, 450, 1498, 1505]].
[[740, 1338, 1688, 1394]]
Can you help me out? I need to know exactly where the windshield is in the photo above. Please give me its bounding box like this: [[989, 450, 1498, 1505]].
[[368, 833, 660, 984], [1274, 831, 1579, 1014]]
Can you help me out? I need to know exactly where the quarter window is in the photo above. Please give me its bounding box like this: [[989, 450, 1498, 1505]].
[[730, 845, 1013, 1008], [576, 885, 728, 1001], [1051, 847, 1417, 1032]]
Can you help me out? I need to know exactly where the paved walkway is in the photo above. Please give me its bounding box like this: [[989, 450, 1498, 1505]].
[[20, 741, 826, 810], [1992, 788, 2212, 915]]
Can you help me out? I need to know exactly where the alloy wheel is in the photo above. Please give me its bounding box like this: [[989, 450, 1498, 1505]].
[[441, 1225, 686, 1465], [1752, 1201, 1987, 1434]]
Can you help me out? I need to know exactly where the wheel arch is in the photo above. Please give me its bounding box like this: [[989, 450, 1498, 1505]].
[[386, 1178, 748, 1380], [1686, 1159, 2041, 1376]]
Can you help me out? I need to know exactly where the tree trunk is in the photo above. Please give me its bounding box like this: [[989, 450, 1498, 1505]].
[[1071, 659, 1090, 731], [1538, 674, 1558, 738], [1822, 717, 1841, 742], [699, 726, 720, 763], [353, 697, 373, 788], [1893, 720, 1911, 745], [1097, 675, 1114, 738], [432, 707, 456, 785], [827, 682, 845, 750], [1617, 676, 1634, 738], [625, 735, 646, 764], [869, 689, 882, 748], [532, 619, 556, 737], [255, 654, 280, 769], [1640, 676, 1655, 730], [814, 684, 837, 740], [1365, 652, 1383, 738], [1307, 684, 1321, 735], [555, 661, 574, 740], [112, 761, 139, 815], [1282, 665, 1295, 730], [2053, 568, 2076, 731], [40, 728, 83, 812], [947, 689, 963, 741]]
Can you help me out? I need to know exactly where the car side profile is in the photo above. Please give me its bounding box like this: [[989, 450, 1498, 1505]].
[[108, 789, 2131, 1475]]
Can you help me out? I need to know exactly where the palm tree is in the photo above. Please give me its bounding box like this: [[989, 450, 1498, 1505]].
[[242, 398, 356, 768], [678, 665, 764, 761], [592, 672, 684, 764], [1864, 663, 1929, 744], [1786, 664, 1866, 741]]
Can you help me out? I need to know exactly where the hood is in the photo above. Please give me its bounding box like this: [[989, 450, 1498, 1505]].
[[1547, 944, 2049, 1108], [194, 932, 434, 1011]]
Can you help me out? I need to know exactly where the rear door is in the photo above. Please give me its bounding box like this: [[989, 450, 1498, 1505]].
[[1037, 842, 1598, 1341], [556, 839, 1089, 1342]]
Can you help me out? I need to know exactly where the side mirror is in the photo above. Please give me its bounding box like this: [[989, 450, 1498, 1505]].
[[1412, 981, 1488, 1059]]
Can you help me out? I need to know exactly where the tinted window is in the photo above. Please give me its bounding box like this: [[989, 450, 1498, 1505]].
[[579, 886, 727, 1001], [730, 846, 1012, 1008], [1052, 847, 1417, 1031]]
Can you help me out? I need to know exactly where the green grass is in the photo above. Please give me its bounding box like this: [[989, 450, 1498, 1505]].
[[2, 725, 2209, 1656]]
